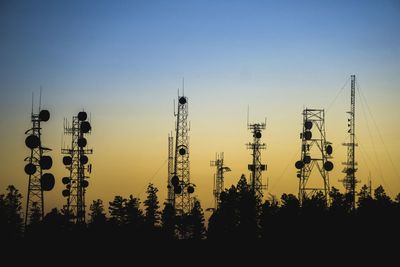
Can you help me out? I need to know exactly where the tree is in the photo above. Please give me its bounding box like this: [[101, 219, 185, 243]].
[[29, 202, 42, 226], [161, 203, 176, 240], [144, 183, 160, 228], [329, 187, 351, 215], [236, 174, 260, 239], [89, 199, 107, 226], [109, 196, 127, 226], [0, 185, 23, 238], [188, 199, 206, 240], [260, 197, 279, 239], [357, 184, 373, 212], [125, 195, 144, 227]]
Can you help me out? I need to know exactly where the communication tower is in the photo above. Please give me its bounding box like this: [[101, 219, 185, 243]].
[[295, 109, 334, 205], [24, 96, 55, 228], [210, 153, 231, 209], [61, 111, 93, 224], [247, 120, 267, 198], [340, 75, 358, 210], [167, 133, 174, 204], [169, 94, 195, 215]]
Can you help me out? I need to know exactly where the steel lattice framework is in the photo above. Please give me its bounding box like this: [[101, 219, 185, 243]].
[[61, 112, 92, 224], [296, 109, 334, 205], [341, 75, 358, 210], [171, 95, 194, 215], [24, 110, 53, 227], [211, 152, 230, 209], [167, 134, 174, 204], [247, 122, 267, 198]]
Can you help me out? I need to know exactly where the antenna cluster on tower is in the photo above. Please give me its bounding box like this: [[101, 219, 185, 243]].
[[168, 93, 196, 216], [295, 108, 334, 204], [247, 119, 267, 198], [24, 98, 55, 228], [210, 152, 231, 210], [61, 111, 93, 224], [340, 74, 359, 210]]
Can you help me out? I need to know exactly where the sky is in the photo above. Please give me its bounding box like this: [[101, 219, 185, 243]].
[[0, 0, 399, 215]]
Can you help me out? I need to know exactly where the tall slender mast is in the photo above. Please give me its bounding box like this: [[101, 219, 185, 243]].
[[341, 75, 358, 210]]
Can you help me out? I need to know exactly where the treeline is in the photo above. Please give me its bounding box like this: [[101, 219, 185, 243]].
[[1, 176, 400, 244]]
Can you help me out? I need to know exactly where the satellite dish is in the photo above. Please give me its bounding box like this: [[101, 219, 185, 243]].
[[179, 97, 187, 105], [254, 131, 262, 139], [80, 121, 91, 133], [82, 180, 89, 188], [78, 138, 87, 148], [174, 186, 182, 194], [297, 173, 301, 178], [346, 168, 354, 175], [39, 110, 50, 122], [304, 121, 313, 130], [326, 145, 333, 155], [39, 156, 53, 170], [78, 111, 87, 121], [62, 189, 70, 197], [62, 177, 70, 184], [304, 131, 312, 140], [295, 160, 304, 169], [25, 135, 40, 149], [187, 186, 195, 194], [25, 163, 37, 175], [41, 173, 55, 191], [179, 147, 186, 155], [63, 156, 72, 165], [171, 175, 179, 187], [303, 155, 311, 164], [80, 155, 88, 165], [324, 161, 334, 171]]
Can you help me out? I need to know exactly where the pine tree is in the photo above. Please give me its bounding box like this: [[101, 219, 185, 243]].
[[144, 183, 160, 228], [89, 199, 107, 225], [1, 185, 23, 238], [161, 203, 176, 240], [109, 195, 127, 226], [189, 199, 206, 240], [125, 195, 144, 227]]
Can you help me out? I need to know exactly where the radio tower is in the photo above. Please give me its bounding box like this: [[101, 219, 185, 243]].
[[166, 133, 174, 204], [170, 93, 195, 216], [341, 75, 358, 210], [24, 94, 55, 228], [210, 153, 231, 209], [247, 120, 267, 198], [61, 111, 93, 224], [295, 109, 334, 205]]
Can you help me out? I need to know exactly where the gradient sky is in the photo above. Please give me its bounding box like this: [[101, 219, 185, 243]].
[[1, 0, 399, 214]]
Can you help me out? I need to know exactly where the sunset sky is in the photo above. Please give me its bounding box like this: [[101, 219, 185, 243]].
[[1, 0, 399, 214]]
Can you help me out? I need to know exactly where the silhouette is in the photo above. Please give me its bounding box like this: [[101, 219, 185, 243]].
[[2, 181, 399, 249], [0, 185, 23, 240]]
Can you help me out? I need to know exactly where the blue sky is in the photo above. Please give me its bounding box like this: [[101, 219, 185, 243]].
[[0, 0, 399, 209]]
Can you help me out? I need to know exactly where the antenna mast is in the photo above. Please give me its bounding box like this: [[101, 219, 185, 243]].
[[61, 111, 93, 224], [170, 93, 195, 216], [247, 119, 267, 198], [341, 75, 358, 210], [210, 152, 230, 209], [295, 108, 334, 205], [24, 97, 54, 229]]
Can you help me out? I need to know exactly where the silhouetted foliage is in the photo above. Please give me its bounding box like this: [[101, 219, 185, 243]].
[[161, 203, 176, 240], [144, 183, 160, 228], [89, 199, 107, 226], [0, 185, 23, 239], [188, 199, 206, 240], [109, 195, 127, 226], [1, 182, 399, 246]]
